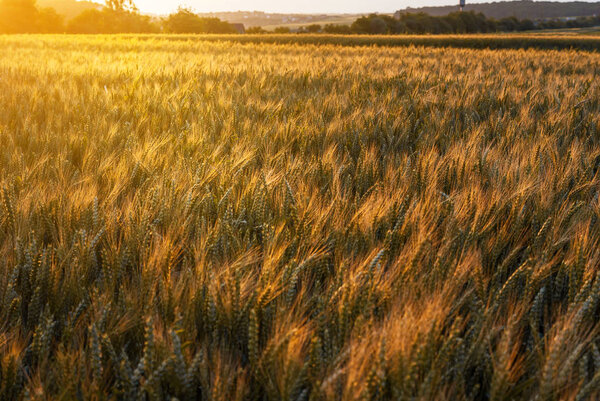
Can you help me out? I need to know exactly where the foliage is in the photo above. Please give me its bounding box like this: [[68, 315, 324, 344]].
[[246, 26, 267, 34], [1, 34, 600, 400], [66, 7, 157, 33], [273, 26, 291, 34], [0, 0, 64, 32], [105, 0, 136, 12], [37, 0, 99, 21], [162, 7, 238, 34], [307, 12, 600, 36], [323, 24, 353, 34], [349, 12, 530, 35]]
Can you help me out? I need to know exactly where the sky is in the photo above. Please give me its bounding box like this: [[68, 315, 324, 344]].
[[131, 0, 567, 15]]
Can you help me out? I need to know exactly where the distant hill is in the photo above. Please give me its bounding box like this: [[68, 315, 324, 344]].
[[397, 1, 600, 20], [37, 0, 101, 20]]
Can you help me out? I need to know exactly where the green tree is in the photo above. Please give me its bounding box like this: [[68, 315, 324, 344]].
[[305, 24, 322, 33], [246, 26, 266, 34], [162, 7, 237, 34], [273, 26, 291, 33], [323, 23, 352, 34], [351, 14, 395, 34]]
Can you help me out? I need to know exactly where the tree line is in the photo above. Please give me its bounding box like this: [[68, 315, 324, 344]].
[[253, 13, 600, 35], [0, 0, 240, 33], [1, 0, 600, 35]]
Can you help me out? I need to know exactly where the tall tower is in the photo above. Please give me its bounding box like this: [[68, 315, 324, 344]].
[[459, 0, 465, 11]]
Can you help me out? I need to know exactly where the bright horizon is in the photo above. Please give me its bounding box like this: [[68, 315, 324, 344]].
[[128, 0, 582, 15]]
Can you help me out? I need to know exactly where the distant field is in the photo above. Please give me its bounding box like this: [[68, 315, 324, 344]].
[[66, 33, 600, 51], [260, 15, 362, 30], [196, 12, 366, 29], [532, 26, 600, 36], [1, 35, 600, 400]]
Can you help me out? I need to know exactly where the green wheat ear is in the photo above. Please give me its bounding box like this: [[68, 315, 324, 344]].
[[248, 309, 259, 366], [1, 187, 15, 236], [90, 325, 102, 384]]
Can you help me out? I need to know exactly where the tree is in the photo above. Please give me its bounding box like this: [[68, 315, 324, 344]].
[[0, 0, 64, 33], [105, 0, 136, 12], [352, 14, 405, 34], [351, 15, 373, 34], [0, 0, 39, 33], [67, 9, 110, 33], [162, 7, 237, 34], [323, 24, 352, 34], [368, 17, 388, 34], [67, 0, 158, 34], [246, 26, 266, 34], [162, 7, 202, 33], [38, 6, 64, 32], [497, 16, 520, 31], [305, 24, 321, 33], [518, 18, 535, 31]]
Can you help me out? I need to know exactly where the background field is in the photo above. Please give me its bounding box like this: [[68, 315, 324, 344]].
[[1, 35, 600, 400], [47, 33, 600, 51], [260, 15, 359, 31]]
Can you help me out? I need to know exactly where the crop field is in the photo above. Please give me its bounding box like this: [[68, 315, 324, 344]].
[[43, 33, 600, 51], [1, 35, 600, 400]]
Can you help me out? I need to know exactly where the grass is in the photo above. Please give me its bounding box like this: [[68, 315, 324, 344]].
[[1, 34, 600, 400]]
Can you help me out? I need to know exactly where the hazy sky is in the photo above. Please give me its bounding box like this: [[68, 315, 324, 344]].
[[132, 0, 556, 15]]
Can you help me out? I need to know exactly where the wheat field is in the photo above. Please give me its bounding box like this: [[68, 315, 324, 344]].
[[1, 35, 600, 400]]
